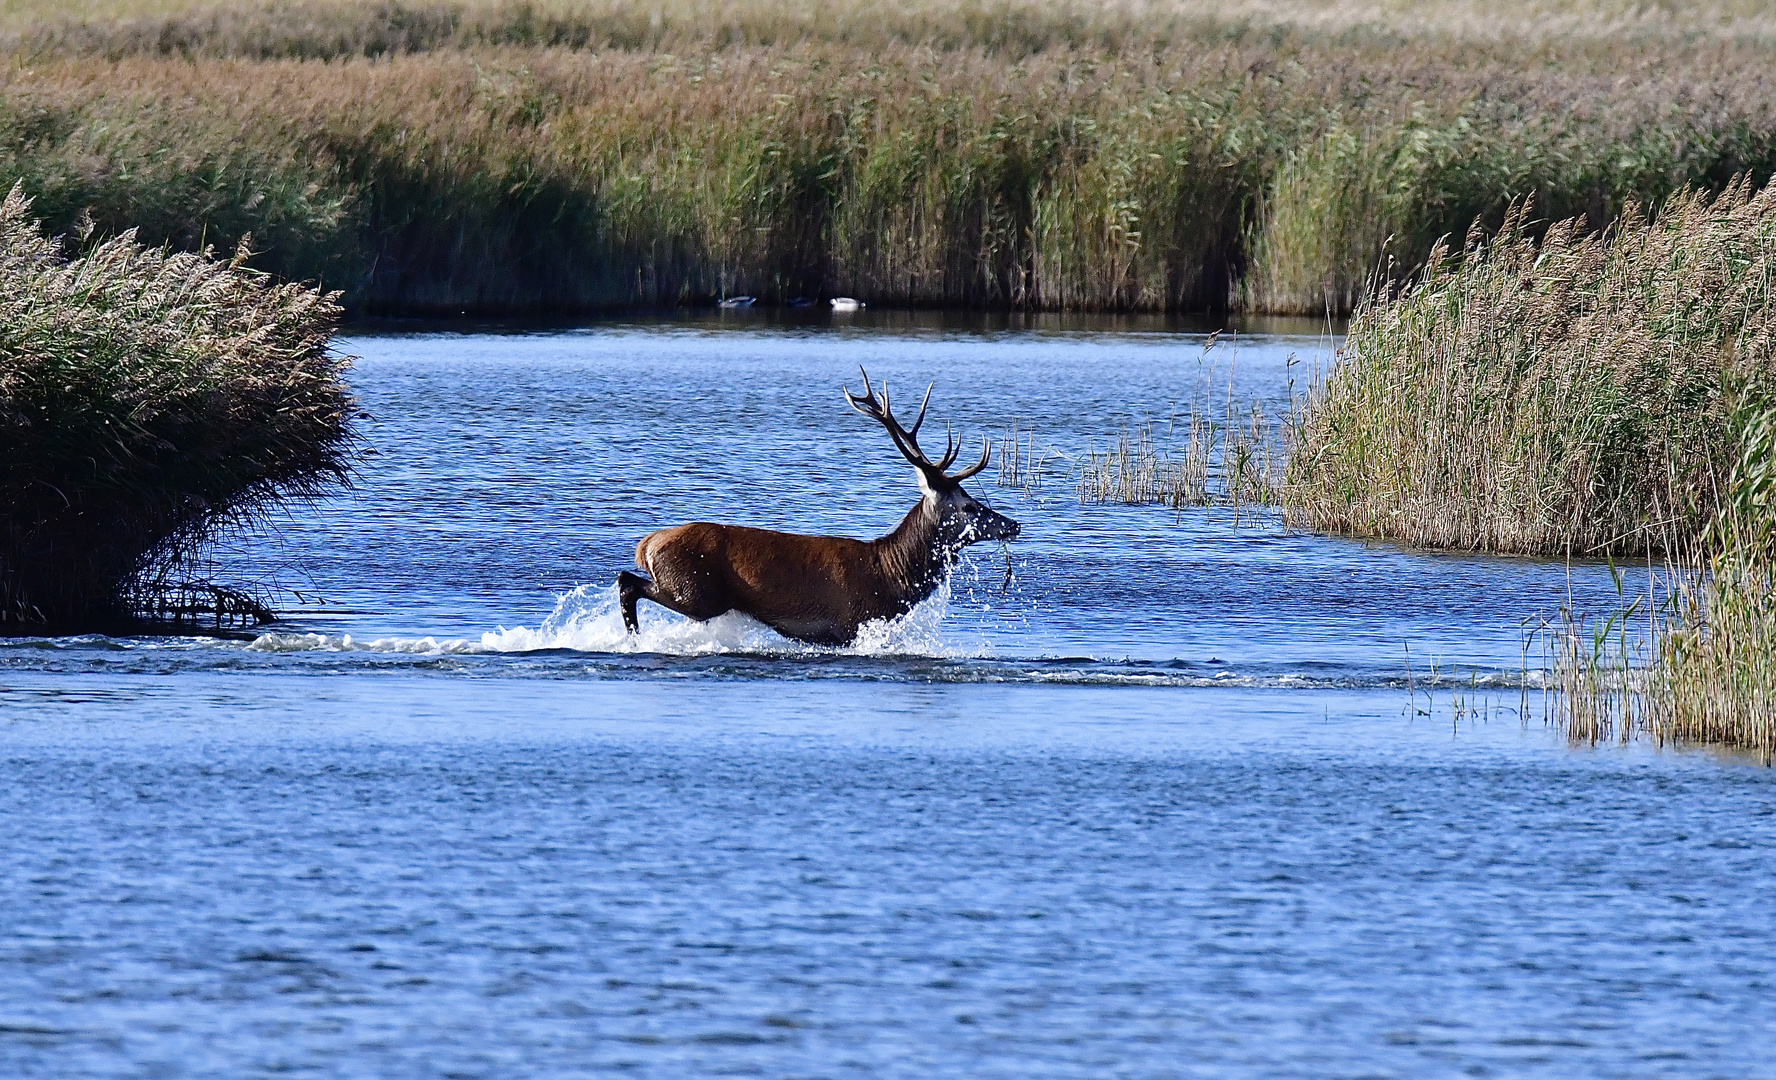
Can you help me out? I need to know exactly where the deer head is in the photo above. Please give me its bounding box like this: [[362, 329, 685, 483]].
[[845, 368, 1021, 549]]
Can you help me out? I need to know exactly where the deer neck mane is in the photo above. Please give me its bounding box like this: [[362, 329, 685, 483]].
[[872, 494, 953, 605]]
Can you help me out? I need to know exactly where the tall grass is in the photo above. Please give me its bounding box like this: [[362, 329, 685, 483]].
[[7, 1, 1775, 60], [1664, 397, 1776, 755], [0, 1, 1772, 314], [1285, 180, 1776, 556], [0, 185, 354, 628], [1555, 394, 1776, 760]]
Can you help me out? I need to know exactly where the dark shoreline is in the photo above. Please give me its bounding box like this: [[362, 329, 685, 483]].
[[334, 307, 1345, 338]]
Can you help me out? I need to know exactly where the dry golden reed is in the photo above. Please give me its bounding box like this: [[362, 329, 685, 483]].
[[0, 0, 1772, 315]]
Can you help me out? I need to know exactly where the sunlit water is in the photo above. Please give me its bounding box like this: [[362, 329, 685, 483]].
[[2, 314, 1770, 1078]]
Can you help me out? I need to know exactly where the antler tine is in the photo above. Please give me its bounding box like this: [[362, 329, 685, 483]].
[[843, 366, 877, 417], [846, 367, 899, 432], [878, 381, 916, 452], [949, 437, 992, 481], [907, 383, 933, 439], [936, 422, 960, 472]]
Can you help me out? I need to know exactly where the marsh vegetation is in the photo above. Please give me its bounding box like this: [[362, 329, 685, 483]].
[[1285, 181, 1773, 559], [1552, 397, 1774, 762], [0, 0, 1771, 315], [1070, 401, 1277, 512]]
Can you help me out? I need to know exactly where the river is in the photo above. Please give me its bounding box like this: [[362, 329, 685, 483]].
[[2, 314, 1770, 1078]]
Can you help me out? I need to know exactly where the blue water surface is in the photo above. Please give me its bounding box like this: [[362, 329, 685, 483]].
[[2, 314, 1770, 1079]]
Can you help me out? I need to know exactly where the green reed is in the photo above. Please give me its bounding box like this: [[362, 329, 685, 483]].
[[1287, 178, 1774, 756], [1553, 394, 1776, 761]]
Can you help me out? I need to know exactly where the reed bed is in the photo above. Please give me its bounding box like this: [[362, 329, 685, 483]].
[[1286, 179, 1774, 754], [1285, 180, 1776, 557], [0, 1, 1772, 315], [0, 185, 355, 629], [9, 0, 1776, 60]]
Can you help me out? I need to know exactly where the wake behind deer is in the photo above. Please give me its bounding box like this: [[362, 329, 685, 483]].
[[617, 369, 1020, 645]]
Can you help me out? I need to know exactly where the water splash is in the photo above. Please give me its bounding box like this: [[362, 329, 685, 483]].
[[482, 578, 987, 658], [246, 578, 988, 659], [480, 584, 785, 655]]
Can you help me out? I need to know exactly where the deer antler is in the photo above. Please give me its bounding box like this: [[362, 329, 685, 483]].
[[949, 437, 991, 481], [845, 367, 990, 486]]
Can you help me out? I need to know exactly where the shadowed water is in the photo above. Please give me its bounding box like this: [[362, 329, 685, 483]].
[[1, 316, 1770, 1078]]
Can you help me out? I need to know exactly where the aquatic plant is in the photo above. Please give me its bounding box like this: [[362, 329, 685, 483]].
[[0, 185, 355, 628], [0, 1, 1772, 315], [1285, 179, 1776, 557], [1554, 393, 1775, 761], [995, 420, 1056, 494], [1660, 393, 1776, 758], [1078, 423, 1159, 505], [1076, 406, 1283, 512]]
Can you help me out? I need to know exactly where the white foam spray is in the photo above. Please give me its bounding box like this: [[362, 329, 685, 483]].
[[247, 579, 987, 659]]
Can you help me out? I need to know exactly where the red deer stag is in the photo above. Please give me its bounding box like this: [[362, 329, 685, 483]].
[[617, 370, 1020, 645]]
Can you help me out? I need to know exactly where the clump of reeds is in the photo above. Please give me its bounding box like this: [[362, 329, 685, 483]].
[[995, 420, 1058, 494], [1556, 393, 1776, 761], [0, 184, 355, 629], [1222, 399, 1281, 511], [1286, 179, 1776, 557], [1076, 397, 1281, 513], [1078, 420, 1207, 507], [1663, 395, 1776, 755], [1295, 177, 1775, 755]]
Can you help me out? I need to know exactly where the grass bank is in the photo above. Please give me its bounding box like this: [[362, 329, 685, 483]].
[[1285, 180, 1775, 558], [0, 185, 355, 629], [0, 1, 1772, 315]]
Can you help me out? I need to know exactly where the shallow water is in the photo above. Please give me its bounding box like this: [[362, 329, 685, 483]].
[[2, 318, 1770, 1078]]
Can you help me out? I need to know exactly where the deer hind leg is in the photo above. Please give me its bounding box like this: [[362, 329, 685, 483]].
[[617, 568, 728, 633], [622, 529, 737, 633], [616, 571, 651, 634]]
